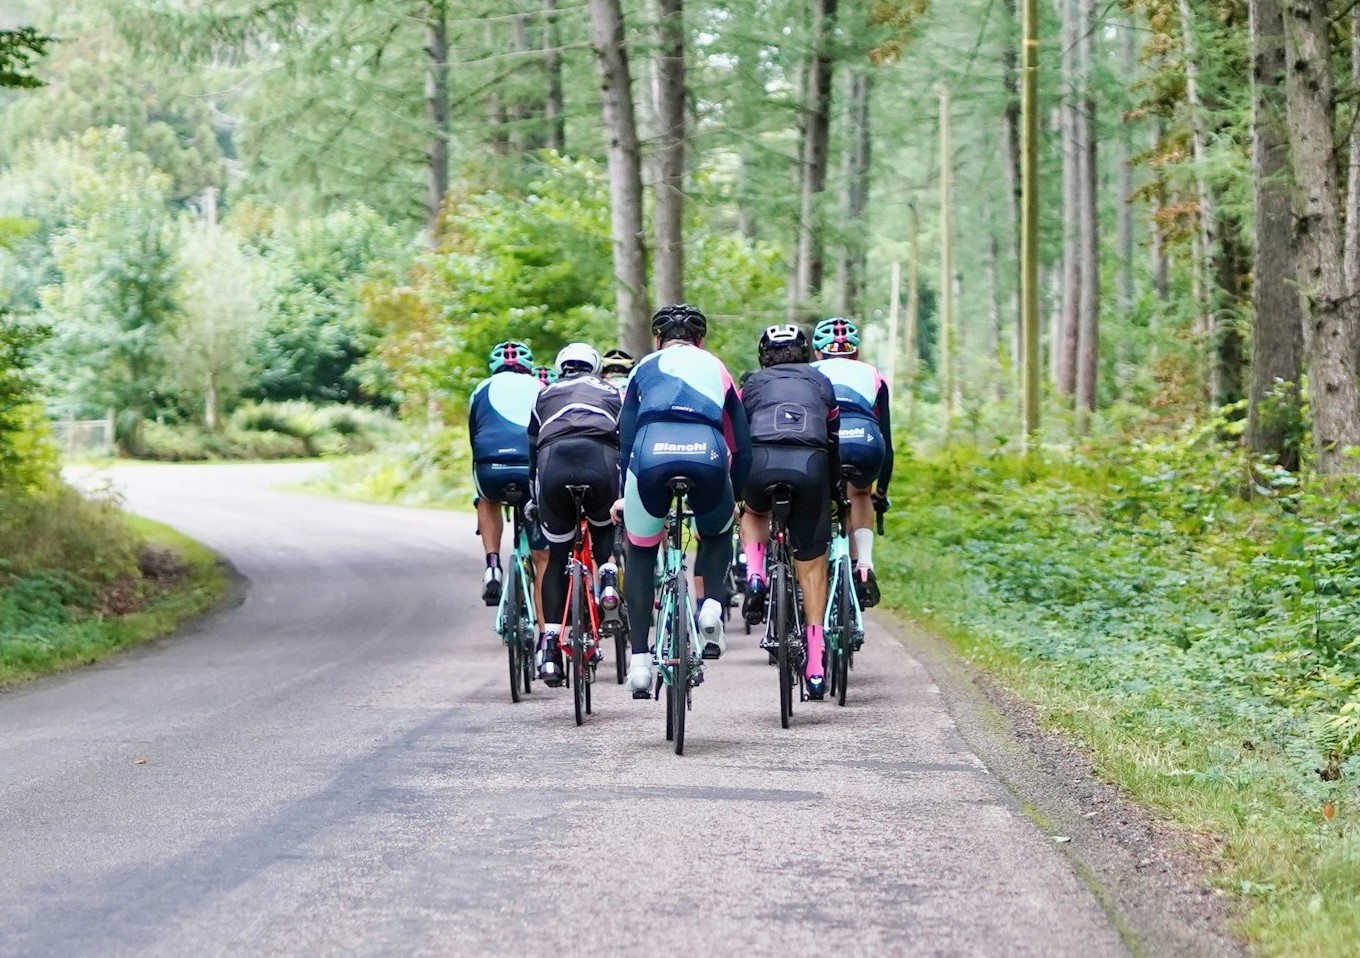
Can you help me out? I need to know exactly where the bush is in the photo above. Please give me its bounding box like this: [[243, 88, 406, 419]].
[[133, 401, 396, 461]]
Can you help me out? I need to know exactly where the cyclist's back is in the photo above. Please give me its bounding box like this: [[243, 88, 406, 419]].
[[617, 304, 751, 693]]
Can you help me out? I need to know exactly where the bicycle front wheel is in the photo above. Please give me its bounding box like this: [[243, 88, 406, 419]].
[[671, 610, 688, 755]]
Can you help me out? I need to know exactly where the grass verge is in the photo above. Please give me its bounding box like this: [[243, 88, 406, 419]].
[[0, 498, 227, 686], [293, 426, 477, 510], [877, 439, 1359, 957]]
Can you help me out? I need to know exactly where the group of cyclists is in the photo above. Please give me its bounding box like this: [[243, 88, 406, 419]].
[[467, 304, 892, 703]]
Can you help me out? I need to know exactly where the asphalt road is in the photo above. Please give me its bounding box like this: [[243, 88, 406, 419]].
[[0, 463, 1129, 958]]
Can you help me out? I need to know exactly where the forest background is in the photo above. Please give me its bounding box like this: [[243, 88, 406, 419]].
[[2, 1, 1360, 954]]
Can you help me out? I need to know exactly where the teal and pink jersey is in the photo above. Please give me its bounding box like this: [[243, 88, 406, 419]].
[[812, 356, 893, 493]]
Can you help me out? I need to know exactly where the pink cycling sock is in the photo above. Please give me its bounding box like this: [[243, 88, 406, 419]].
[[805, 624, 825, 679], [744, 541, 766, 582]]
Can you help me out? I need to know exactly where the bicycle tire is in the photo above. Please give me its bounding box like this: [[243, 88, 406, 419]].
[[572, 563, 586, 725], [826, 561, 840, 701], [836, 556, 853, 707], [613, 612, 627, 685], [505, 566, 522, 704], [774, 560, 792, 729], [672, 585, 689, 755]]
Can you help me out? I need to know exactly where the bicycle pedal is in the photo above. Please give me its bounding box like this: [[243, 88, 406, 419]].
[[633, 688, 652, 700]]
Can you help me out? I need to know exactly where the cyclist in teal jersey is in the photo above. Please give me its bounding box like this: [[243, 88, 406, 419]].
[[811, 318, 892, 607], [469, 341, 548, 622]]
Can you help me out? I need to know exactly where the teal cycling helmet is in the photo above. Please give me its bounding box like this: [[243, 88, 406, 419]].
[[812, 317, 860, 355], [489, 340, 533, 373], [531, 364, 557, 385]]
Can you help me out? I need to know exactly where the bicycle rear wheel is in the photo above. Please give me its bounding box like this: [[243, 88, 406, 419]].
[[504, 567, 523, 704], [671, 606, 689, 755], [774, 561, 792, 729], [572, 564, 586, 726], [836, 556, 853, 707]]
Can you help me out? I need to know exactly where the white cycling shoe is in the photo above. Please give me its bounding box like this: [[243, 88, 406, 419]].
[[627, 652, 655, 695], [697, 598, 726, 660]]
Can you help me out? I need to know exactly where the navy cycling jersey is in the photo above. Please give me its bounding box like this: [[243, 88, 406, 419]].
[[468, 370, 542, 464], [740, 363, 839, 450]]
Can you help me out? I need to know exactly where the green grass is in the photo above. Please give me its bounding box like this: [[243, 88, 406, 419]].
[[0, 489, 228, 685], [294, 425, 477, 510], [878, 438, 1360, 957]]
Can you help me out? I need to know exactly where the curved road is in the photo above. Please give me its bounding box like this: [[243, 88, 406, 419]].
[[1, 464, 1127, 957]]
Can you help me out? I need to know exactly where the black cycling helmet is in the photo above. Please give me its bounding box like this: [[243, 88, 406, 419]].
[[601, 347, 634, 373], [650, 303, 708, 341], [757, 323, 810, 366]]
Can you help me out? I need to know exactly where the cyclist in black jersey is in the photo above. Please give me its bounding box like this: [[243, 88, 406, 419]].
[[527, 343, 622, 685], [738, 324, 840, 699]]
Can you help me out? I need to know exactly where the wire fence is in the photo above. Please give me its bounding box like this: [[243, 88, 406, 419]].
[[49, 414, 115, 457]]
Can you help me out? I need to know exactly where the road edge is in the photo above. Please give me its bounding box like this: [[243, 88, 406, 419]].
[[872, 610, 1250, 958]]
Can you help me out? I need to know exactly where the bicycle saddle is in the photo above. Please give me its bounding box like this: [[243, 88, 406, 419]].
[[502, 483, 525, 507]]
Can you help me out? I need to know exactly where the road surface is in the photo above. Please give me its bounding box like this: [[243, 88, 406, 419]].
[[1, 463, 1130, 957]]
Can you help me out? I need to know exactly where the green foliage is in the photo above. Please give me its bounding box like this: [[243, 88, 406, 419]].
[[236, 203, 410, 407], [0, 27, 51, 89], [136, 400, 395, 461], [25, 129, 179, 450], [880, 422, 1360, 954]]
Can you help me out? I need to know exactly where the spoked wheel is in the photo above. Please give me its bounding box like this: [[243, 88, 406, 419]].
[[521, 624, 534, 695], [671, 611, 689, 755], [571, 567, 587, 726], [774, 563, 793, 729], [505, 571, 523, 704], [837, 559, 854, 707]]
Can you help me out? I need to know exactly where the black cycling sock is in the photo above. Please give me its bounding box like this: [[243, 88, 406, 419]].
[[695, 532, 732, 606], [625, 540, 659, 655]]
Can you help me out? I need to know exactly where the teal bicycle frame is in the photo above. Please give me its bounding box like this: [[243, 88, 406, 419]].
[[652, 477, 702, 755], [495, 488, 538, 702], [824, 472, 864, 706]]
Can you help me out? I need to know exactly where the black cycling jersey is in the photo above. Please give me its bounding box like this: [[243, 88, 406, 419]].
[[527, 373, 622, 476], [739, 363, 839, 450]]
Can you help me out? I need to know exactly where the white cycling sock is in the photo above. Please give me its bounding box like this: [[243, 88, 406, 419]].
[[854, 528, 875, 570]]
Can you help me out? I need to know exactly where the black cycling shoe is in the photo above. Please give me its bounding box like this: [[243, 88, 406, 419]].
[[856, 567, 881, 609], [742, 577, 768, 625]]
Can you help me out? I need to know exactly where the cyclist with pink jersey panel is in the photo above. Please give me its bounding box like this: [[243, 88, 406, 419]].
[[811, 317, 893, 608], [610, 304, 752, 696]]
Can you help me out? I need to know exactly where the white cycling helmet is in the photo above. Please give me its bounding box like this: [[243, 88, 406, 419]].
[[758, 324, 810, 366], [554, 342, 602, 376]]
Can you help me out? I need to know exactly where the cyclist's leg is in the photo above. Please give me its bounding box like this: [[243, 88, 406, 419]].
[[621, 430, 669, 681], [738, 449, 775, 623], [690, 458, 736, 658], [473, 464, 505, 604], [839, 416, 885, 606]]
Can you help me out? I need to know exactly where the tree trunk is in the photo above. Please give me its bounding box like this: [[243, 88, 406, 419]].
[[653, 0, 686, 306], [1116, 17, 1136, 316], [510, 11, 535, 152], [1002, 0, 1023, 383], [544, 0, 565, 153], [588, 0, 652, 353], [1283, 0, 1360, 472], [1180, 0, 1246, 408], [423, 0, 450, 245], [1346, 5, 1360, 299], [791, 0, 838, 318], [835, 68, 872, 317], [1248, 0, 1304, 469], [1058, 0, 1081, 396], [1149, 122, 1170, 302], [1075, 0, 1099, 420]]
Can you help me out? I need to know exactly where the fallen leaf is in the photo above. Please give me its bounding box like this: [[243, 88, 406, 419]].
[[1051, 835, 1071, 844], [1323, 801, 1335, 821], [133, 757, 147, 765]]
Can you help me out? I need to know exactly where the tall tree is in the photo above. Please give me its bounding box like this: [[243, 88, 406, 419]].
[[1246, 0, 1303, 468], [835, 67, 872, 317], [1282, 0, 1360, 472], [588, 0, 651, 352], [1075, 0, 1099, 420], [1057, 0, 1081, 396], [544, 0, 566, 153], [652, 0, 686, 306], [790, 0, 838, 318], [423, 1, 450, 243]]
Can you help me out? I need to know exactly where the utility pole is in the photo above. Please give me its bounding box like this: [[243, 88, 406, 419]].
[[1020, 0, 1041, 444], [938, 84, 954, 436]]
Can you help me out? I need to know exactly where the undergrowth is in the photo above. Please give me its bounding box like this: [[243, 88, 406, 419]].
[[879, 421, 1360, 957], [0, 484, 225, 682], [299, 425, 476, 508]]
